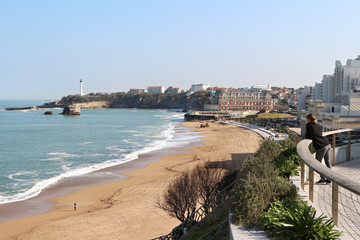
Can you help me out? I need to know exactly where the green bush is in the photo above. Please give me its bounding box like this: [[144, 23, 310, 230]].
[[271, 140, 301, 179], [254, 139, 282, 160], [259, 198, 342, 240], [287, 132, 301, 144], [232, 156, 297, 226], [272, 155, 300, 179]]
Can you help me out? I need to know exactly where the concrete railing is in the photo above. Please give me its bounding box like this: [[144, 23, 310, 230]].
[[297, 128, 360, 226]]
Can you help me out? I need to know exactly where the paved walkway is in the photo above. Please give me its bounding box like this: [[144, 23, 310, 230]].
[[223, 121, 288, 142], [302, 158, 360, 240]]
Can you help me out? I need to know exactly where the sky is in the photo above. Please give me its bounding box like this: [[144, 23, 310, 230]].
[[1, 0, 360, 99]]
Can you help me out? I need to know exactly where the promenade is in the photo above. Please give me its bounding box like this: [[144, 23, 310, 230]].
[[223, 121, 288, 141], [302, 158, 360, 240]]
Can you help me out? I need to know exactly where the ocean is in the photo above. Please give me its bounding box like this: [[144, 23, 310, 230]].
[[0, 100, 195, 205]]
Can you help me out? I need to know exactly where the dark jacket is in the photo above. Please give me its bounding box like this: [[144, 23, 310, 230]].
[[305, 122, 329, 150]]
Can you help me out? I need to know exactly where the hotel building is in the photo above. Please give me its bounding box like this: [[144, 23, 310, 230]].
[[210, 88, 273, 112]]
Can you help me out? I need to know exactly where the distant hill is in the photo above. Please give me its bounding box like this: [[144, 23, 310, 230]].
[[42, 92, 211, 111]]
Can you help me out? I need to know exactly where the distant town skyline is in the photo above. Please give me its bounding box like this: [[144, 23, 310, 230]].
[[1, 1, 360, 99]]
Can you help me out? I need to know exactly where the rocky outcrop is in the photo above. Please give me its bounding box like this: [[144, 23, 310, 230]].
[[42, 92, 211, 111], [60, 106, 80, 116], [72, 101, 110, 109], [5, 105, 38, 111], [44, 111, 53, 115]]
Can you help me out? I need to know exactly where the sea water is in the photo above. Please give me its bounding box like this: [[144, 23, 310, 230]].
[[0, 100, 195, 204]]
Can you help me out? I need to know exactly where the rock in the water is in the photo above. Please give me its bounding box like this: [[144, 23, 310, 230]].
[[44, 111, 53, 115], [60, 106, 80, 115]]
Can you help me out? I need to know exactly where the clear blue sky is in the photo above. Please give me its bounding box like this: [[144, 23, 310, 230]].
[[1, 0, 360, 99]]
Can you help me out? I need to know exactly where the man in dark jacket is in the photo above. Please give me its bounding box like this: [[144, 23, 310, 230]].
[[305, 114, 332, 184]]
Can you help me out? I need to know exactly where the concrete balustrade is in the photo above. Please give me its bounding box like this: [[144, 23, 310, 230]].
[[297, 128, 360, 226]]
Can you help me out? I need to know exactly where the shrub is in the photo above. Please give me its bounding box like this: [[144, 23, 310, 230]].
[[272, 154, 300, 179], [287, 132, 301, 144], [192, 164, 225, 213], [232, 156, 296, 226], [159, 163, 226, 222], [216, 170, 238, 193], [254, 139, 282, 160], [259, 198, 342, 240], [271, 140, 301, 179], [158, 171, 199, 222]]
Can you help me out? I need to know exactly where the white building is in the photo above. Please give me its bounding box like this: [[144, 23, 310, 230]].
[[297, 86, 313, 120], [333, 56, 360, 95], [300, 55, 360, 134], [313, 82, 322, 100], [251, 84, 271, 91], [191, 83, 210, 93], [165, 86, 181, 94], [147, 86, 165, 94], [322, 75, 334, 103]]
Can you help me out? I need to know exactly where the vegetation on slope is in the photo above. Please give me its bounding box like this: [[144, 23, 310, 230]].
[[43, 92, 211, 110]]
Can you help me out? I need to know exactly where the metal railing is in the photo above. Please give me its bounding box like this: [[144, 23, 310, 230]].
[[297, 128, 360, 239]]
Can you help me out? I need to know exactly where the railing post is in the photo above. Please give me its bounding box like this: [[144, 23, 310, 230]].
[[309, 168, 314, 202], [332, 183, 339, 226], [301, 161, 305, 190], [332, 133, 336, 166], [347, 131, 351, 161]]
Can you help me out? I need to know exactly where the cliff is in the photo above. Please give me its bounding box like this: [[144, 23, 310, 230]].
[[42, 92, 211, 110]]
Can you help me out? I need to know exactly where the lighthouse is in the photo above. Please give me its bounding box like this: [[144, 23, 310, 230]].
[[80, 79, 84, 96]]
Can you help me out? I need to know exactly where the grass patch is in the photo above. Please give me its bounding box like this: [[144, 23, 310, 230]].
[[184, 207, 229, 240], [257, 112, 294, 119]]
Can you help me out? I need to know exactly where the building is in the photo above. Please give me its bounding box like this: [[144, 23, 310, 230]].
[[191, 83, 210, 93], [210, 88, 273, 112], [322, 75, 334, 103], [300, 55, 360, 135], [129, 88, 147, 94], [313, 82, 323, 100], [297, 86, 313, 120], [147, 86, 165, 94], [165, 86, 181, 94], [251, 84, 271, 91]]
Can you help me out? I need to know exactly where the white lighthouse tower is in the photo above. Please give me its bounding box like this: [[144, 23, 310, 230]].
[[80, 79, 84, 96]]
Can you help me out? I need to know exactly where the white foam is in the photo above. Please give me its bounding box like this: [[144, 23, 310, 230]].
[[123, 139, 142, 146], [47, 152, 79, 158], [39, 157, 62, 161], [78, 142, 93, 146], [0, 113, 192, 204], [118, 130, 138, 133], [8, 171, 35, 181]]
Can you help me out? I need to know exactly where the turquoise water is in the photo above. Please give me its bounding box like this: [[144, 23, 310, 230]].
[[0, 100, 187, 204]]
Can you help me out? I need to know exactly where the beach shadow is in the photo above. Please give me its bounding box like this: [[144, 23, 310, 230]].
[[206, 153, 253, 170]]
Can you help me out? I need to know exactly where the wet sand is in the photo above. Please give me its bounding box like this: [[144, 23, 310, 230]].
[[0, 121, 262, 240]]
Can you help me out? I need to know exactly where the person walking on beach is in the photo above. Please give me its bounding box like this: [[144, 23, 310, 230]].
[[305, 113, 332, 184], [74, 202, 77, 211]]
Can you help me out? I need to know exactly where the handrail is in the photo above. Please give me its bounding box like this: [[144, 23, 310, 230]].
[[297, 127, 360, 238], [297, 139, 360, 195], [322, 128, 360, 136]]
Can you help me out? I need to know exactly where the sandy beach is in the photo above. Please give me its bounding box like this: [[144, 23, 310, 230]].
[[0, 121, 262, 240]]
